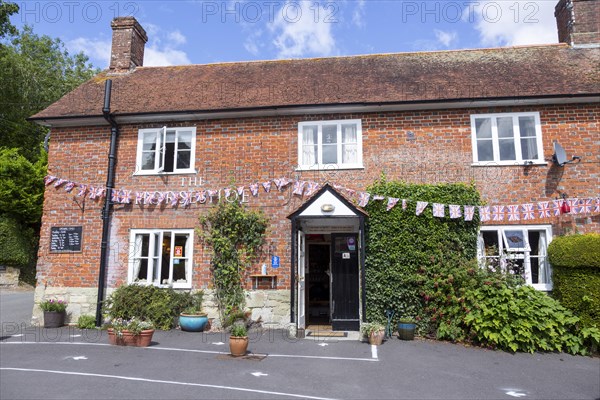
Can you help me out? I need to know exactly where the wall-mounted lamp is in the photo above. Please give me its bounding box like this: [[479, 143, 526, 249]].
[[321, 204, 335, 213]]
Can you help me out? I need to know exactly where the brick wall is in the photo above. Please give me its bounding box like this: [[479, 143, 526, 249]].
[[37, 102, 600, 292]]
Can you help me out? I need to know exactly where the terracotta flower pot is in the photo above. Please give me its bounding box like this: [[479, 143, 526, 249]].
[[107, 328, 155, 347], [369, 331, 385, 345], [43, 311, 65, 328], [229, 336, 249, 357]]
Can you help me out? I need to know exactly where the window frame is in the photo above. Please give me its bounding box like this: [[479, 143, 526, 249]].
[[477, 224, 553, 291], [135, 126, 197, 175], [127, 228, 194, 289], [470, 112, 545, 165], [297, 119, 364, 171]]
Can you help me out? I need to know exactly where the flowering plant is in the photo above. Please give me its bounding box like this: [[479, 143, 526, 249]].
[[39, 299, 67, 313], [109, 317, 154, 336]]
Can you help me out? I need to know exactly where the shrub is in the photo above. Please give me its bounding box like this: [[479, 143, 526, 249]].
[[364, 176, 481, 329], [464, 285, 600, 355], [77, 314, 96, 329], [230, 324, 247, 337], [548, 234, 600, 328], [39, 299, 67, 313], [103, 285, 194, 330]]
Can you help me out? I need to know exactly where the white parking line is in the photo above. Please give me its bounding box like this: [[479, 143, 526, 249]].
[[371, 345, 378, 359], [0, 368, 338, 400], [1, 341, 378, 362]]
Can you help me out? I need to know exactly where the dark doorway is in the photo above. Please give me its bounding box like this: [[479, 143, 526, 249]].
[[307, 244, 330, 325], [331, 234, 360, 331]]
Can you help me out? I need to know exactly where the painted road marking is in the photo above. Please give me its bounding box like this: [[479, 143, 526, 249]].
[[1, 341, 378, 362], [318, 343, 328, 347], [506, 391, 526, 398], [0, 368, 337, 400], [251, 372, 268, 377], [212, 342, 225, 346], [63, 356, 87, 360], [371, 345, 378, 359]]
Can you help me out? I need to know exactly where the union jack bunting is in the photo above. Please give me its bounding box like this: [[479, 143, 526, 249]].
[[449, 205, 461, 219], [206, 190, 218, 201], [64, 182, 75, 193], [402, 199, 407, 210], [579, 198, 593, 214], [44, 175, 57, 185], [194, 191, 207, 203], [88, 186, 98, 199], [432, 203, 445, 218], [387, 197, 399, 211], [416, 201, 428, 216], [358, 192, 370, 207], [305, 182, 320, 197], [478, 206, 491, 222], [223, 188, 231, 198], [77, 184, 87, 197], [262, 181, 272, 193], [537, 201, 551, 218], [179, 192, 192, 207], [464, 205, 475, 221], [169, 192, 180, 207], [552, 200, 562, 216], [373, 195, 385, 201], [292, 181, 305, 196], [594, 198, 600, 213], [135, 191, 144, 205], [237, 186, 245, 196], [568, 198, 580, 215], [111, 189, 120, 203], [506, 205, 520, 221], [156, 192, 167, 204], [53, 178, 67, 188], [345, 188, 356, 198], [274, 178, 291, 191], [492, 206, 505, 221], [521, 203, 535, 220], [120, 190, 132, 204], [250, 183, 259, 196]]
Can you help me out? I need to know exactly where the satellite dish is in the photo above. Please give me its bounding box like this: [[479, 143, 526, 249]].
[[552, 141, 581, 167]]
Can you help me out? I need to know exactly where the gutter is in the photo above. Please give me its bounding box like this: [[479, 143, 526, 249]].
[[96, 79, 119, 327]]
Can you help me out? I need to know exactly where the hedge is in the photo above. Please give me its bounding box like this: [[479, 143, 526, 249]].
[[364, 176, 480, 327], [548, 234, 600, 328]]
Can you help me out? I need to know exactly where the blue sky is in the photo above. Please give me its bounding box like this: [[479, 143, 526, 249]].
[[12, 1, 561, 68]]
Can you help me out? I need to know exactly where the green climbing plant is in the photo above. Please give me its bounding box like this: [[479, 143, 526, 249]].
[[198, 200, 268, 322]]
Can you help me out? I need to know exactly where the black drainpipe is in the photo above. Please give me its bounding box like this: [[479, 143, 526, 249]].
[[96, 79, 118, 327]]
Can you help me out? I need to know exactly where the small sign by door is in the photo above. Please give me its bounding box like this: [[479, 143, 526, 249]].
[[342, 252, 350, 259], [271, 256, 280, 269], [174, 246, 183, 257]]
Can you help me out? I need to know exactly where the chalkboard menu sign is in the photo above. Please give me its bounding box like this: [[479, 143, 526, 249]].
[[50, 226, 83, 253]]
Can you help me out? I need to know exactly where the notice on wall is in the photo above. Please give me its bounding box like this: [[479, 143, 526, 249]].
[[50, 226, 83, 253]]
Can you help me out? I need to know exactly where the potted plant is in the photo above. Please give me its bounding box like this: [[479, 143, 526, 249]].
[[229, 324, 249, 357], [39, 299, 67, 328], [397, 318, 416, 340], [107, 317, 155, 347], [361, 322, 385, 345], [179, 291, 209, 332]]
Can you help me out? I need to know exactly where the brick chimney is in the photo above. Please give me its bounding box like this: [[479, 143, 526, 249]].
[[109, 17, 148, 71], [555, 0, 600, 47]]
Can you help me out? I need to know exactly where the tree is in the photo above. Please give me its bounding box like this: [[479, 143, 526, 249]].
[[0, 1, 18, 38], [0, 25, 99, 162]]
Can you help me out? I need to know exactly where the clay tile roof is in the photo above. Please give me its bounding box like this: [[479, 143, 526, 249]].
[[31, 44, 600, 122]]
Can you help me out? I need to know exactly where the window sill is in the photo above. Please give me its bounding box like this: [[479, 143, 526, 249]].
[[470, 161, 547, 167], [531, 283, 553, 292], [133, 169, 197, 176], [295, 165, 365, 172]]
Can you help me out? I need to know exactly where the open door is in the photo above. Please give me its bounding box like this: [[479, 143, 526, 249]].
[[331, 233, 360, 331], [297, 230, 306, 330]]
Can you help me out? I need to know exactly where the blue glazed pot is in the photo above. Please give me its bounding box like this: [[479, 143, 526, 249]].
[[397, 322, 416, 340], [179, 314, 209, 332]]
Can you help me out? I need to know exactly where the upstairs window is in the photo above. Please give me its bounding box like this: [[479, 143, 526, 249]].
[[136, 127, 196, 174], [298, 120, 363, 170], [470, 112, 544, 165], [478, 225, 552, 291]]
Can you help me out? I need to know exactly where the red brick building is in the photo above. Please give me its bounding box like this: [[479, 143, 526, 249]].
[[31, 0, 599, 332]]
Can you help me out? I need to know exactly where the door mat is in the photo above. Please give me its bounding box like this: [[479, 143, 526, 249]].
[[306, 331, 347, 338]]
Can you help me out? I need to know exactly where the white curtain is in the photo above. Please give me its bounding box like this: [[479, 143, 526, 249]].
[[538, 232, 548, 284], [133, 234, 143, 280], [302, 127, 316, 166], [342, 125, 357, 164]]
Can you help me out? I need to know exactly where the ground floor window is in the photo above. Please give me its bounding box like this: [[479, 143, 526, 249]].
[[128, 229, 193, 289], [477, 225, 552, 291]]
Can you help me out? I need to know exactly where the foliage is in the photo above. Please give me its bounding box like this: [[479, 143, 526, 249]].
[[0, 215, 34, 266], [0, 25, 98, 162], [39, 298, 67, 313], [549, 234, 600, 328], [103, 285, 194, 330], [0, 148, 46, 225], [361, 322, 385, 336], [464, 285, 600, 355], [230, 324, 248, 337], [0, 1, 18, 38], [548, 233, 600, 269], [77, 314, 97, 329], [181, 290, 205, 315], [364, 176, 481, 329], [109, 317, 154, 336], [198, 200, 268, 321]]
